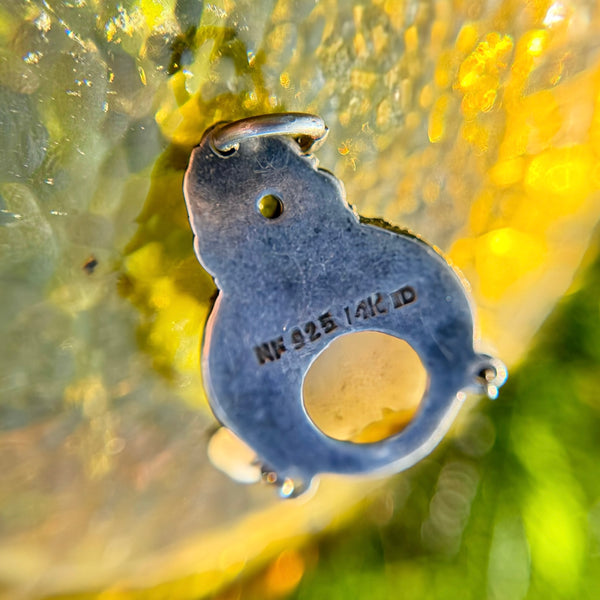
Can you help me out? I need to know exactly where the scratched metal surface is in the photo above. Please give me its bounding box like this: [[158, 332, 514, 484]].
[[184, 132, 489, 489]]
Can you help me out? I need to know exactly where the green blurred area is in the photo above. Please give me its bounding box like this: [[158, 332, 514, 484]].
[[278, 233, 600, 600]]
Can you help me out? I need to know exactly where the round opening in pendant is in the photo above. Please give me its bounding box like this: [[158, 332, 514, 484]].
[[257, 193, 284, 219], [302, 331, 428, 443]]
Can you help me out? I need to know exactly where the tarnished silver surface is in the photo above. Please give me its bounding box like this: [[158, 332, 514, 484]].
[[183, 116, 506, 495]]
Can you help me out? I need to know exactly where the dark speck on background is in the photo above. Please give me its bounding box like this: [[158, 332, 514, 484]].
[[83, 256, 98, 274]]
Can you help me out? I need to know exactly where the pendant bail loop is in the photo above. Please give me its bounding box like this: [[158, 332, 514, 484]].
[[209, 112, 328, 155]]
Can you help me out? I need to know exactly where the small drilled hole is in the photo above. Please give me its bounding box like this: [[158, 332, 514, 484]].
[[257, 194, 284, 219]]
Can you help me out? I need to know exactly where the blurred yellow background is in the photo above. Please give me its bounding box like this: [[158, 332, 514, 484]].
[[1, 0, 600, 599]]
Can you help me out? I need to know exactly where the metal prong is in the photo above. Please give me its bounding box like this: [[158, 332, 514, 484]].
[[210, 113, 328, 155], [475, 357, 508, 399], [261, 466, 305, 498]]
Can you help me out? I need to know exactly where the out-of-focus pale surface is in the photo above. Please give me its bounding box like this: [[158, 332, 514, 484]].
[[1, 0, 600, 598], [303, 332, 428, 443]]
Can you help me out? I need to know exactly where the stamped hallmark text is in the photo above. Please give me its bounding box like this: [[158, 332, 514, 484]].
[[254, 285, 417, 365]]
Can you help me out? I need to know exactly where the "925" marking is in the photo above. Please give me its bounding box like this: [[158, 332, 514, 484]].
[[253, 285, 417, 366], [254, 312, 337, 365]]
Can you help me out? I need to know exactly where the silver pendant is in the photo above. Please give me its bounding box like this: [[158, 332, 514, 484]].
[[183, 113, 506, 496]]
